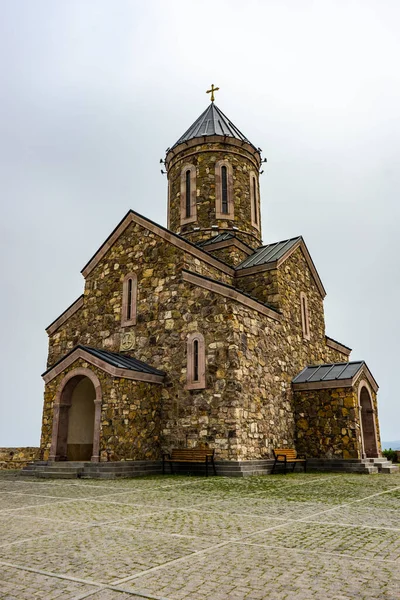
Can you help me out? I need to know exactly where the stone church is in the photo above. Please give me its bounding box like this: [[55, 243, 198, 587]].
[[38, 91, 383, 475]]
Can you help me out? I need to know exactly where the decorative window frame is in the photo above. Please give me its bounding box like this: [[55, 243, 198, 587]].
[[215, 160, 234, 220], [180, 164, 197, 225], [300, 292, 310, 340], [249, 171, 260, 230], [121, 272, 137, 327], [186, 332, 206, 390]]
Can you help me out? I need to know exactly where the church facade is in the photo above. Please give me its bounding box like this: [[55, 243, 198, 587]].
[[40, 98, 382, 468]]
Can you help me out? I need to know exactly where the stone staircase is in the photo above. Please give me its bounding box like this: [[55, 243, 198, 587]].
[[21, 460, 162, 479], [20, 457, 399, 479], [361, 458, 399, 474]]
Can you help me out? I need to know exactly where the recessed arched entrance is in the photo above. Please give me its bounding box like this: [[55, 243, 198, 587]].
[[49, 368, 102, 462], [359, 384, 379, 458]]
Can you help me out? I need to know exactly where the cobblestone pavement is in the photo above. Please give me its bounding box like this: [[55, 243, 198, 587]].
[[0, 471, 399, 599]]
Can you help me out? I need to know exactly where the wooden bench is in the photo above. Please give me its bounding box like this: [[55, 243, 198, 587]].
[[272, 449, 307, 474], [163, 448, 216, 477]]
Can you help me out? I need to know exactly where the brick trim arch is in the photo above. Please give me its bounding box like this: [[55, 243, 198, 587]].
[[180, 164, 197, 225], [300, 292, 310, 341], [215, 160, 234, 220], [186, 332, 206, 390], [121, 272, 138, 327], [49, 368, 102, 462], [358, 379, 380, 459], [249, 171, 260, 230]]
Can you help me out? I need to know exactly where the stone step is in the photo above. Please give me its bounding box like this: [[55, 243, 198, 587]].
[[30, 467, 84, 474], [36, 471, 79, 479], [380, 465, 399, 474]]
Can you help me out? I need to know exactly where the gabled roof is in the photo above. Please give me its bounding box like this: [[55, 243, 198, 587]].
[[42, 345, 165, 384], [171, 103, 257, 151], [236, 237, 301, 269], [235, 236, 326, 298], [81, 209, 235, 278], [198, 232, 235, 247], [78, 346, 164, 376], [292, 361, 378, 392]]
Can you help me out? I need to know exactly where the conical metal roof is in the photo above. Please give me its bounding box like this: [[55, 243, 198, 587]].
[[171, 103, 257, 151]]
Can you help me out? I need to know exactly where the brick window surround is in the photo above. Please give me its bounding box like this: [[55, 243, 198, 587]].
[[250, 171, 260, 230], [300, 291, 310, 340], [121, 272, 137, 327], [180, 164, 197, 225], [215, 160, 234, 220], [186, 332, 206, 390]]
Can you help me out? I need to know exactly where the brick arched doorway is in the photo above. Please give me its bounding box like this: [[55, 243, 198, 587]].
[[49, 368, 102, 462], [359, 383, 379, 458]]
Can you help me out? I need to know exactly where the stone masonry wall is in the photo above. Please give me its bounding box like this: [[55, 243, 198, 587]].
[[0, 447, 40, 470], [167, 139, 262, 249], [41, 358, 162, 462], [294, 387, 362, 459], [44, 219, 353, 462], [235, 269, 279, 309], [208, 245, 250, 268], [276, 247, 348, 365]]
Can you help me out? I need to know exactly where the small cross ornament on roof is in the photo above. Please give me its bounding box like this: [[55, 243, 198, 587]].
[[206, 84, 219, 102]]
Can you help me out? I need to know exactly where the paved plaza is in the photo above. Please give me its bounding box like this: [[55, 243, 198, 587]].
[[0, 471, 399, 599]]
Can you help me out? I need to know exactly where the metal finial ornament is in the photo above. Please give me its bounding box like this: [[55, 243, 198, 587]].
[[206, 84, 220, 102]]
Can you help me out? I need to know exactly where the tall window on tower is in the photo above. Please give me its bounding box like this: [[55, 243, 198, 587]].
[[121, 273, 137, 327], [215, 160, 234, 219], [185, 169, 191, 218], [300, 292, 310, 340], [250, 171, 260, 230], [221, 166, 228, 214], [186, 332, 206, 389], [180, 164, 196, 225]]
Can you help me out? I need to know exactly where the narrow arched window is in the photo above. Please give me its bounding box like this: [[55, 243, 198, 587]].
[[221, 166, 228, 214], [121, 273, 137, 327], [127, 278, 133, 320], [250, 172, 260, 229], [186, 332, 206, 389], [300, 292, 310, 340], [185, 169, 191, 218], [252, 177, 258, 225], [215, 160, 234, 219], [180, 164, 196, 224], [193, 339, 199, 381]]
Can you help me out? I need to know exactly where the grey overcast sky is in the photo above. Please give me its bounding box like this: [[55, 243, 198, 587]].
[[1, 0, 399, 445]]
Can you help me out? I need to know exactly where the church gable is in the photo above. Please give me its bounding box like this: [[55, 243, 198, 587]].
[[46, 212, 235, 367]]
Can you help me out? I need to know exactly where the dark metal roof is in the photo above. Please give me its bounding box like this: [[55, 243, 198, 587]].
[[236, 237, 302, 270], [82, 346, 165, 375], [293, 362, 365, 384], [171, 103, 256, 150], [42, 345, 165, 377], [198, 232, 235, 247]]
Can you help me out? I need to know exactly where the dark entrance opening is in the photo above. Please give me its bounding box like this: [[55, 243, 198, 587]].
[[56, 376, 95, 461], [360, 386, 378, 458]]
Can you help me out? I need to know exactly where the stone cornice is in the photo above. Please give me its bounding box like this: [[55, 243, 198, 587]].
[[235, 239, 327, 299], [42, 347, 165, 385], [182, 270, 280, 321], [81, 210, 235, 279], [165, 136, 261, 171], [326, 336, 352, 357], [46, 296, 84, 336]]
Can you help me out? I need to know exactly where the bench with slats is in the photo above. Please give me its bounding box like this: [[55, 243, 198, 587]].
[[163, 448, 216, 477], [272, 448, 307, 474]]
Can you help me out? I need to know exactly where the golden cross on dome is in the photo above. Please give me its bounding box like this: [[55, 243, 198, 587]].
[[206, 84, 220, 102]]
